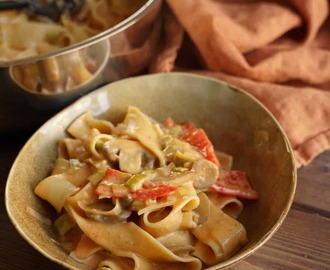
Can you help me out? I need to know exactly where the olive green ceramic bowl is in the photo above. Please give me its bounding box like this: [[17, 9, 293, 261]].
[[5, 72, 296, 270]]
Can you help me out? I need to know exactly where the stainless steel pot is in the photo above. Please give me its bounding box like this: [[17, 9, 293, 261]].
[[0, 0, 163, 131]]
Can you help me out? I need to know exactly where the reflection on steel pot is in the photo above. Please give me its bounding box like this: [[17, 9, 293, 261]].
[[8, 39, 110, 110], [0, 0, 162, 114], [10, 40, 110, 95]]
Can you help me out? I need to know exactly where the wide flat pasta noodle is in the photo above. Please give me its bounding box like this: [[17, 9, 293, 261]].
[[34, 174, 79, 212], [34, 107, 255, 270], [66, 205, 202, 270], [67, 182, 131, 222], [207, 192, 243, 219], [138, 180, 200, 237], [86, 130, 114, 159], [157, 230, 196, 255], [71, 234, 103, 260], [58, 138, 91, 160], [0, 0, 146, 62], [51, 158, 92, 187], [1, 21, 64, 50], [118, 106, 166, 166], [192, 193, 248, 265], [67, 112, 114, 140]]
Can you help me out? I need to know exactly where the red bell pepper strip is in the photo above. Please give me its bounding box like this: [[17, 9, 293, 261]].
[[129, 184, 177, 200], [165, 118, 220, 167], [210, 170, 258, 200], [95, 168, 177, 200]]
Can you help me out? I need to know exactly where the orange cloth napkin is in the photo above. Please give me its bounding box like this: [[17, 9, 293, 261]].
[[149, 0, 330, 168]]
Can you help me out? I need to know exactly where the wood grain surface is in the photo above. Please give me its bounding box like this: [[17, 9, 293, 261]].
[[0, 131, 329, 270]]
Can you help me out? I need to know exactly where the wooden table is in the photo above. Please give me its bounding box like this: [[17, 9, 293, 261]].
[[0, 130, 329, 270]]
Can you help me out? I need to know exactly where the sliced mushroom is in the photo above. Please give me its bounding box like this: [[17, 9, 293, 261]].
[[103, 139, 155, 174], [192, 159, 219, 190]]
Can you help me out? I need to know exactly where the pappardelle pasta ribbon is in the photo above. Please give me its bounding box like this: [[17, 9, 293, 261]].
[[35, 106, 258, 270]]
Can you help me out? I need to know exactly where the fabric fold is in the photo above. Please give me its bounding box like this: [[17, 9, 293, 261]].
[[149, 0, 330, 167]]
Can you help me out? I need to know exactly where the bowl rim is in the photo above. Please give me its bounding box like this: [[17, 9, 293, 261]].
[[0, 0, 162, 68], [5, 72, 297, 269]]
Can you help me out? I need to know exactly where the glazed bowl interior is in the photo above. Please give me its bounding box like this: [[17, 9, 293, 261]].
[[5, 72, 296, 270]]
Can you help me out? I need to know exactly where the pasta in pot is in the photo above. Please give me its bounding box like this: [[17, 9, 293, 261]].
[[1, 0, 147, 94], [0, 0, 147, 62], [34, 106, 258, 270]]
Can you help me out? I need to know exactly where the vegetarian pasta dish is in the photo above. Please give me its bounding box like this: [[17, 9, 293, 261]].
[[35, 106, 258, 270]]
